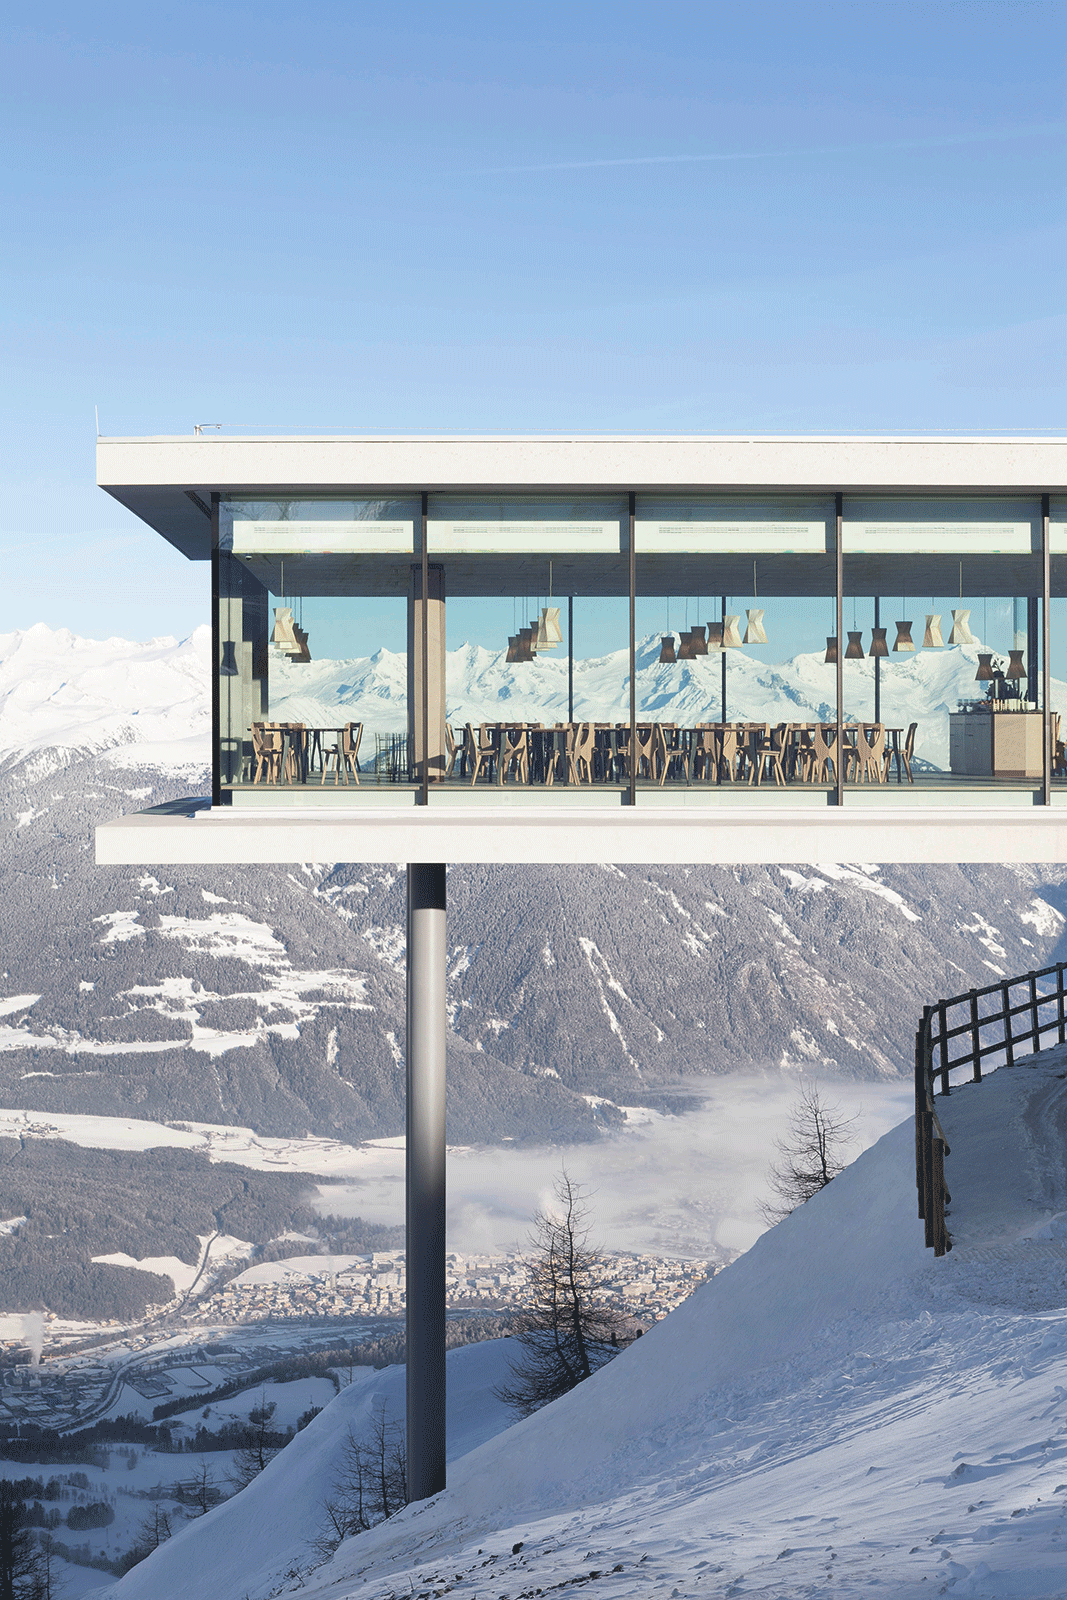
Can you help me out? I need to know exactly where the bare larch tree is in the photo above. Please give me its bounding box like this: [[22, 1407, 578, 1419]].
[[762, 1079, 857, 1225], [495, 1171, 626, 1417]]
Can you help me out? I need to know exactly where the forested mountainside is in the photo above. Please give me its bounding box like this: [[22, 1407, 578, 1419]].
[[1, 742, 1065, 1148]]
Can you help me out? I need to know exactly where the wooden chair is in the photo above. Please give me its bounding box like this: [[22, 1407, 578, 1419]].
[[444, 722, 460, 780], [547, 724, 573, 786], [885, 721, 918, 784], [630, 724, 658, 781], [811, 724, 838, 784], [499, 725, 529, 784], [466, 723, 496, 786], [853, 723, 885, 784], [251, 722, 282, 785], [689, 726, 717, 782], [570, 723, 596, 784], [751, 723, 789, 787], [279, 723, 307, 783], [321, 722, 362, 785], [716, 725, 741, 783], [792, 725, 815, 782]]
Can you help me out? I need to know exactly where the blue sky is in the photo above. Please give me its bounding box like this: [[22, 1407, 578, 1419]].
[[1, 0, 1063, 644]]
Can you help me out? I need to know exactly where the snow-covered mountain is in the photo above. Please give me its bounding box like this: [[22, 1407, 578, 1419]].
[[272, 631, 1066, 773], [0, 624, 210, 769], [0, 620, 1058, 778], [101, 1046, 1067, 1600]]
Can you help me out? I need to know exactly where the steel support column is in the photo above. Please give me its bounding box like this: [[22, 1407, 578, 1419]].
[[406, 861, 447, 1502], [628, 493, 636, 806], [835, 493, 844, 806], [1043, 493, 1051, 806]]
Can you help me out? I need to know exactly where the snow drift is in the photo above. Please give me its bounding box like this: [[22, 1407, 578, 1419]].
[[105, 1047, 1067, 1599]]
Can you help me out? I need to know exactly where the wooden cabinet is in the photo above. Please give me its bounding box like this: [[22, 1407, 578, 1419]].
[[949, 709, 1043, 778]]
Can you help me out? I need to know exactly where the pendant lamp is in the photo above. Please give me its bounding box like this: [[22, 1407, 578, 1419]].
[[743, 608, 767, 644], [723, 615, 743, 648], [537, 606, 562, 648], [869, 627, 889, 658], [691, 624, 708, 656], [844, 631, 866, 660], [220, 641, 239, 676], [974, 653, 995, 682], [291, 624, 311, 664], [517, 627, 535, 662], [1006, 649, 1026, 681], [678, 630, 697, 661], [706, 622, 723, 652], [923, 614, 944, 648], [658, 634, 677, 664], [893, 621, 915, 653], [527, 621, 541, 656], [824, 636, 839, 664], [271, 606, 298, 651], [949, 609, 974, 645], [505, 636, 519, 664]]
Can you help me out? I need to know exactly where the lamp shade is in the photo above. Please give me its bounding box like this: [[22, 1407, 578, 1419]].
[[844, 631, 865, 660], [949, 609, 974, 645], [974, 653, 995, 682], [868, 627, 889, 658], [893, 621, 915, 653], [706, 622, 723, 651], [743, 608, 767, 644], [291, 624, 311, 664], [539, 606, 562, 646], [723, 614, 743, 648], [691, 624, 708, 655], [658, 635, 677, 664], [517, 627, 535, 661], [1005, 648, 1026, 680], [824, 636, 838, 664], [677, 630, 696, 660], [505, 635, 519, 663], [271, 606, 298, 650], [923, 613, 944, 648], [220, 641, 239, 676]]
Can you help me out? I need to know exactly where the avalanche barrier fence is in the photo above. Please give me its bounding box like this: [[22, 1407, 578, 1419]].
[[915, 959, 1067, 1256]]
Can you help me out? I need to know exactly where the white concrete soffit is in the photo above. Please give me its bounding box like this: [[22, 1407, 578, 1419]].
[[97, 807, 1067, 867]]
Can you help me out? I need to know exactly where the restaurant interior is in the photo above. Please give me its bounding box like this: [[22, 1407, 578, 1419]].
[[216, 492, 1067, 806]]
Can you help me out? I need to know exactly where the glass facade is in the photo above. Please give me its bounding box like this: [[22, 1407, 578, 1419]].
[[634, 495, 837, 797], [433, 495, 629, 796], [842, 498, 1044, 796], [218, 498, 419, 800], [212, 490, 1062, 807]]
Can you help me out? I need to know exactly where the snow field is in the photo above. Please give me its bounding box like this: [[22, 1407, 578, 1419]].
[[101, 1343, 521, 1600], [103, 1051, 1067, 1600]]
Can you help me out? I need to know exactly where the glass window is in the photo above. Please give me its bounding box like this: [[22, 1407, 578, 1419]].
[[634, 496, 837, 800], [217, 499, 419, 801], [431, 496, 630, 799], [842, 497, 1044, 796]]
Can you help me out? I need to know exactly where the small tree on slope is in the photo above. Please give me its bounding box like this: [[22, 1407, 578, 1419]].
[[495, 1171, 626, 1417], [762, 1079, 856, 1226]]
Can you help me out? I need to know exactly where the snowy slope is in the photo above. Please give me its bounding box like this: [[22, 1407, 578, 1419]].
[[102, 1340, 521, 1600], [106, 1050, 1067, 1600]]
